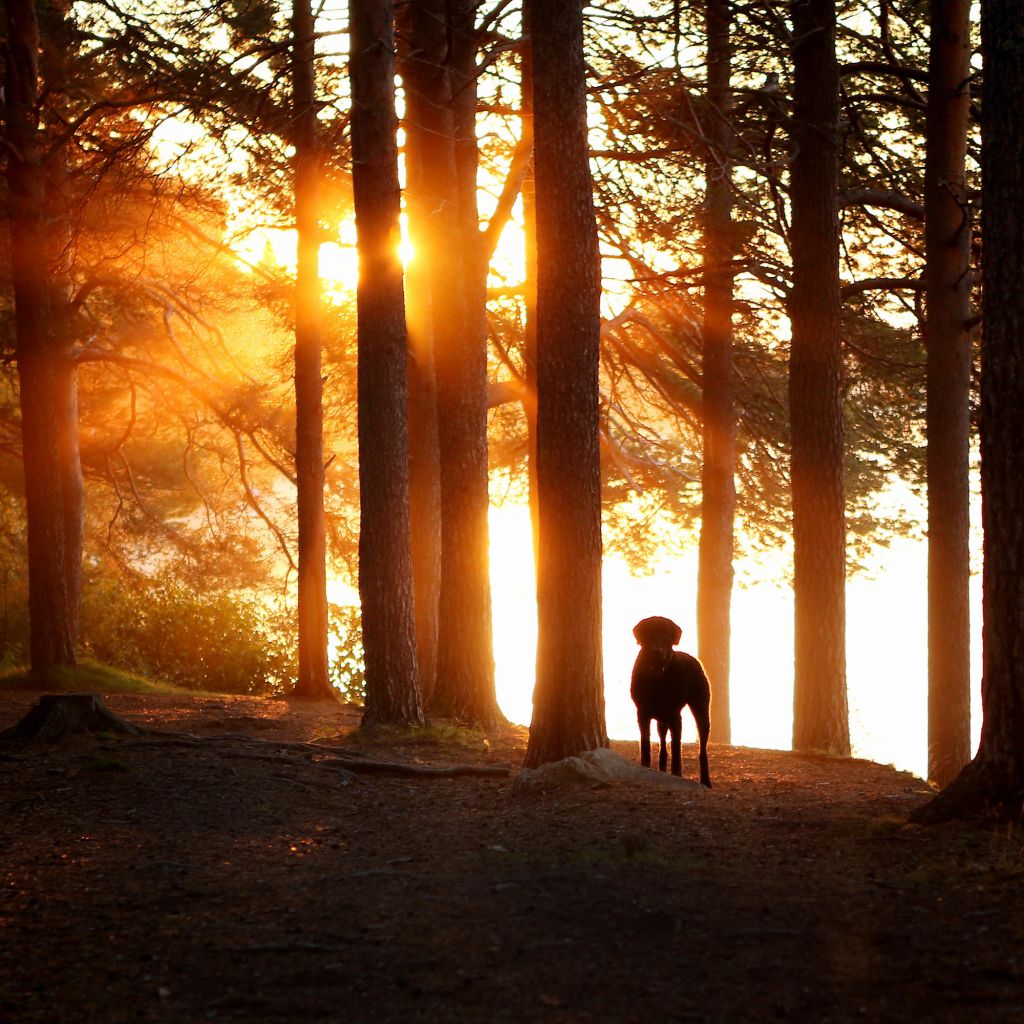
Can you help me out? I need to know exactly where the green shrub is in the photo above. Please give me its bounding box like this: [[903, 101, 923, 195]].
[[81, 572, 296, 694], [0, 564, 369, 700], [328, 602, 365, 703]]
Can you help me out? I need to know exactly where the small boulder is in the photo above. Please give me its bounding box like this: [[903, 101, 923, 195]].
[[513, 747, 704, 794]]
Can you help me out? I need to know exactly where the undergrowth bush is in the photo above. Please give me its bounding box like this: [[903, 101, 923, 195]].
[[82, 573, 297, 694], [328, 603, 365, 703], [0, 564, 368, 699]]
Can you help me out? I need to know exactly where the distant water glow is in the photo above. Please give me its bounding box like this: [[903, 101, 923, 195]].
[[488, 503, 982, 780]]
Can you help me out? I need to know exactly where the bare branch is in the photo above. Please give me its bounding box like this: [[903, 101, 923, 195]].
[[839, 188, 924, 221]]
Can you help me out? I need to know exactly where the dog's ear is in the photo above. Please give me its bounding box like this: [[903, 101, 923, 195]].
[[633, 616, 683, 647]]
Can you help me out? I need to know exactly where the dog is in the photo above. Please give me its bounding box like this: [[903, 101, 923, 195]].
[[630, 616, 712, 788]]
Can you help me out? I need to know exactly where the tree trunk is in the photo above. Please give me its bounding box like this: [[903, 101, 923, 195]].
[[397, 1, 442, 704], [291, 0, 332, 700], [697, 0, 736, 746], [408, 0, 498, 724], [41, 2, 83, 651], [17, 353, 77, 669], [427, 0, 500, 727], [523, 0, 607, 767], [520, 13, 540, 566], [55, 356, 83, 641], [924, 0, 973, 787], [349, 0, 424, 727], [0, 694, 144, 742], [4, 0, 78, 670], [911, 0, 1024, 823], [787, 0, 849, 755]]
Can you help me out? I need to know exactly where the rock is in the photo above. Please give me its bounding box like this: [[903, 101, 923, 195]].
[[512, 747, 704, 794]]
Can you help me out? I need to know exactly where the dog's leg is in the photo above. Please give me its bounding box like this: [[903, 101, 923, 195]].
[[638, 713, 652, 768], [657, 720, 669, 772], [670, 713, 682, 776], [693, 702, 712, 789]]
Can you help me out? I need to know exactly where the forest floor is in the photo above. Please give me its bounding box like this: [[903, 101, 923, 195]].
[[0, 689, 1022, 1024]]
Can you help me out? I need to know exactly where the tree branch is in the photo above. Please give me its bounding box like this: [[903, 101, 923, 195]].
[[839, 188, 924, 221]]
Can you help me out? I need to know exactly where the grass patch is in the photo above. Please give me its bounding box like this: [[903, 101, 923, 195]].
[[342, 721, 492, 752], [405, 723, 490, 749], [0, 659, 212, 697], [867, 816, 909, 837]]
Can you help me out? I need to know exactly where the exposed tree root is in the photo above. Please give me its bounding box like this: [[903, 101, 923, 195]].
[[909, 759, 1024, 824], [1, 694, 512, 779], [0, 694, 145, 743]]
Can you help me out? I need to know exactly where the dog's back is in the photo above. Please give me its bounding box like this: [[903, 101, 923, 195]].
[[631, 650, 708, 722]]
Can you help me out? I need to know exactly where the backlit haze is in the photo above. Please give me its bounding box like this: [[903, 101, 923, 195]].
[[162, 60, 975, 784], [487, 501, 982, 782], [240, 198, 980, 784]]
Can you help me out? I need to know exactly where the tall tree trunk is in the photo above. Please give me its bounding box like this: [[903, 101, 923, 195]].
[[17, 352, 77, 670], [911, 0, 1024, 823], [55, 356, 83, 640], [787, 0, 849, 755], [520, 14, 540, 566], [697, 0, 736, 746], [349, 0, 424, 727], [291, 0, 332, 700], [4, 0, 78, 670], [37, 0, 82, 652], [428, 0, 500, 727], [523, 0, 607, 767], [397, 2, 442, 704], [924, 0, 973, 786]]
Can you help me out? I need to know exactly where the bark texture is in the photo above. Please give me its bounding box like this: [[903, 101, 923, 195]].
[[397, 1, 442, 703], [406, 0, 499, 727], [4, 0, 80, 670], [912, 0, 1024, 822], [697, 0, 736, 745], [787, 0, 849, 755], [520, 14, 540, 566], [523, 0, 607, 767], [291, 0, 332, 700], [924, 0, 973, 786], [349, 0, 424, 727]]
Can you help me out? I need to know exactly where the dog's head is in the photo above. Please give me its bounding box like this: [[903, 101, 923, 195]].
[[632, 616, 683, 673]]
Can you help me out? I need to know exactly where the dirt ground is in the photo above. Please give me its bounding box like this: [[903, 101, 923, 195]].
[[0, 690, 1021, 1024]]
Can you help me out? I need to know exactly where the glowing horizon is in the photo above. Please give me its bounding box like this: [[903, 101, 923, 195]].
[[326, 498, 982, 783], [488, 500, 982, 782]]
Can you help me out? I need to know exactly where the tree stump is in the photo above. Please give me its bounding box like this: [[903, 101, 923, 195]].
[[0, 694, 144, 743]]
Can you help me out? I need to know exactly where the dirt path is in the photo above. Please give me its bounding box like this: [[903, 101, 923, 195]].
[[0, 691, 1021, 1023]]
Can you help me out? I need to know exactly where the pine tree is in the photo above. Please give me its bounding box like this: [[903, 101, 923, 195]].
[[911, 0, 1024, 822], [349, 0, 424, 727], [788, 0, 850, 755], [291, 0, 332, 700], [3, 0, 82, 670], [523, 0, 607, 767]]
